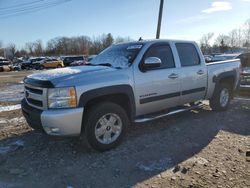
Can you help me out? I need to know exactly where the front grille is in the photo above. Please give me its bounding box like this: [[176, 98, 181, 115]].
[[26, 98, 43, 107], [24, 84, 47, 110], [25, 86, 43, 95]]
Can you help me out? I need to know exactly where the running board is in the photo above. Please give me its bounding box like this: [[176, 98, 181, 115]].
[[134, 103, 204, 123]]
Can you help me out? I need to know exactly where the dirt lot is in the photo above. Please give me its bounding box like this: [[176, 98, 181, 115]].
[[0, 71, 249, 188]]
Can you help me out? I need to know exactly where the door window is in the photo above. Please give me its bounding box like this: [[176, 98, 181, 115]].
[[144, 45, 175, 69], [176, 43, 200, 67]]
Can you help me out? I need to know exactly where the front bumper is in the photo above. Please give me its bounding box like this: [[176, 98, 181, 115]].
[[21, 99, 84, 136]]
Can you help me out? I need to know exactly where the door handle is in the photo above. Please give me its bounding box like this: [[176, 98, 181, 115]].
[[197, 70, 205, 75], [168, 73, 179, 79]]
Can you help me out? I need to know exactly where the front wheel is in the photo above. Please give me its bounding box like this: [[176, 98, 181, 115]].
[[83, 102, 129, 152], [209, 83, 232, 111]]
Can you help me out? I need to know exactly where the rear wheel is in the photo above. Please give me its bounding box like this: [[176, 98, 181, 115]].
[[57, 64, 62, 68], [82, 102, 129, 152], [209, 83, 232, 111]]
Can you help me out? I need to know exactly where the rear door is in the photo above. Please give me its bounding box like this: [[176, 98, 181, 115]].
[[134, 43, 182, 116], [175, 43, 207, 104]]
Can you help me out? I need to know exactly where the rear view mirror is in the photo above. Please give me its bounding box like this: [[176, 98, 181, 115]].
[[144, 57, 161, 69]]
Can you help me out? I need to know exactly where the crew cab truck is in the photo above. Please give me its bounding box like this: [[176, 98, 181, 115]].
[[21, 40, 241, 151]]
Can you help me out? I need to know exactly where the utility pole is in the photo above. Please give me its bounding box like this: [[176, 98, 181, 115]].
[[156, 0, 164, 39]]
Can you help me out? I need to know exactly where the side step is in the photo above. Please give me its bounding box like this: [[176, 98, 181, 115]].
[[134, 103, 204, 123]]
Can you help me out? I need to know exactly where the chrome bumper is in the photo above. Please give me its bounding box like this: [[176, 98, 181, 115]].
[[41, 107, 84, 136]]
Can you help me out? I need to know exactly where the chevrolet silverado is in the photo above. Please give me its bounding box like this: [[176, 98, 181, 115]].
[[22, 40, 241, 151]]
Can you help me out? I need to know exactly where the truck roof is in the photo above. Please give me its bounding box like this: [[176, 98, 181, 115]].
[[116, 39, 196, 46]]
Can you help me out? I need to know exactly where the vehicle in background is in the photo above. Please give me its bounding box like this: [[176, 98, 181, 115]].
[[37, 58, 64, 69], [209, 53, 240, 63], [220, 54, 240, 60], [69, 55, 97, 66], [210, 55, 227, 62], [210, 53, 222, 57], [0, 58, 12, 72], [237, 52, 250, 90], [63, 56, 86, 66], [0, 58, 11, 66], [22, 39, 241, 151], [70, 60, 88, 66], [21, 57, 45, 70], [87, 55, 97, 62], [204, 55, 213, 63]]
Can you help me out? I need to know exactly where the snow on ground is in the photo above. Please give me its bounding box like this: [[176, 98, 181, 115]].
[[0, 104, 21, 112], [136, 157, 172, 172], [0, 84, 24, 102], [0, 117, 25, 124], [0, 139, 24, 155]]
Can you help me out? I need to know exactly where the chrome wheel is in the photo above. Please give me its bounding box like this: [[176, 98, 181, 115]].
[[95, 113, 122, 144], [220, 88, 229, 107]]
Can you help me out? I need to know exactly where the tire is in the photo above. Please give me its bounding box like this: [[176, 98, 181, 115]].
[[209, 83, 232, 111], [83, 102, 129, 152], [57, 64, 62, 68]]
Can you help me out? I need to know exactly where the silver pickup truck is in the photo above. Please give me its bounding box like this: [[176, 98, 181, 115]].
[[22, 39, 241, 151]]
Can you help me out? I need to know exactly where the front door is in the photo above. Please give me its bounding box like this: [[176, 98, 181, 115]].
[[134, 43, 181, 116]]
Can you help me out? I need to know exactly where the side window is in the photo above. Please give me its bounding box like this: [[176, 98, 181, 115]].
[[144, 45, 175, 69], [176, 43, 200, 67]]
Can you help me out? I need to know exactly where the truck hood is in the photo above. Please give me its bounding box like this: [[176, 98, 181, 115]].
[[27, 66, 115, 82]]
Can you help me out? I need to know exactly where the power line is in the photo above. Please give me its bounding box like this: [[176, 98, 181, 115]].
[[0, 0, 44, 11], [0, 0, 71, 19]]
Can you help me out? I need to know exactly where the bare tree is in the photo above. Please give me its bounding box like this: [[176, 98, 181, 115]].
[[244, 19, 250, 50], [236, 28, 243, 47], [114, 36, 133, 44], [199, 33, 214, 54], [25, 42, 35, 56], [214, 34, 230, 53], [0, 40, 4, 57], [33, 40, 43, 56], [6, 43, 16, 60]]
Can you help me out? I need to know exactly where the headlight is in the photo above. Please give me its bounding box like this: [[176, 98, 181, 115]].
[[48, 87, 77, 109]]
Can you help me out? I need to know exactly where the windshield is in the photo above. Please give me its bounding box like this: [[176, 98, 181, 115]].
[[90, 43, 143, 68]]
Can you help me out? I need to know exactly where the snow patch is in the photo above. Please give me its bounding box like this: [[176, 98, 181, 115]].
[[137, 158, 172, 172], [0, 104, 21, 112], [0, 84, 24, 102], [28, 67, 82, 81], [0, 117, 25, 124], [0, 139, 24, 155]]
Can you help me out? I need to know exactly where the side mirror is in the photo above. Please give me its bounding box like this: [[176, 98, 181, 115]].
[[143, 57, 162, 70]]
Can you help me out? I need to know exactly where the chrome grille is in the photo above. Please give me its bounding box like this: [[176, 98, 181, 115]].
[[24, 84, 47, 110]]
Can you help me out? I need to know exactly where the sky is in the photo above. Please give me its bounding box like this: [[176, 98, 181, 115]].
[[0, 0, 249, 49]]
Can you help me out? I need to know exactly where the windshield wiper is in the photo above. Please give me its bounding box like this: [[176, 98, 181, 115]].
[[86, 63, 122, 69], [96, 63, 112, 67]]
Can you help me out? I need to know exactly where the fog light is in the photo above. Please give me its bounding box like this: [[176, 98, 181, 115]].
[[44, 127, 60, 134]]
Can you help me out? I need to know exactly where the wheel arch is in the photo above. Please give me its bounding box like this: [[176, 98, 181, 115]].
[[78, 85, 136, 121], [213, 70, 237, 90]]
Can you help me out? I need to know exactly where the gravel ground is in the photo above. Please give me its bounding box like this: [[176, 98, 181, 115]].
[[0, 71, 249, 188]]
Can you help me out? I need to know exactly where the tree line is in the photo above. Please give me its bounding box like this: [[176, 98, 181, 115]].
[[0, 33, 132, 60], [200, 19, 250, 54], [1, 18, 250, 60]]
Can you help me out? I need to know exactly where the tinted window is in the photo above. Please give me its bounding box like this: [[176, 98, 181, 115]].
[[144, 45, 175, 69], [176, 43, 200, 66]]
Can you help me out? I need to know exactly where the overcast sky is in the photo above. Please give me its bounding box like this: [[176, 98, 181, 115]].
[[0, 0, 249, 48]]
